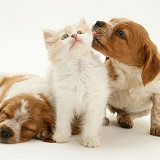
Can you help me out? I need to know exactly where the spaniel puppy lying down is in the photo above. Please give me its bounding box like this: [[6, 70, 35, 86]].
[[92, 18, 160, 136], [0, 74, 55, 143]]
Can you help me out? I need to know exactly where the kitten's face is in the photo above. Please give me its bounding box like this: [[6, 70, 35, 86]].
[[44, 20, 92, 61]]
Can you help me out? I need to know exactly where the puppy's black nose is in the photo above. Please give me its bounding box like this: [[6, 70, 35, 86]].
[[0, 128, 12, 139], [95, 21, 104, 27]]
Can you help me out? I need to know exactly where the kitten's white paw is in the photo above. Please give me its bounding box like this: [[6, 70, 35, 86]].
[[52, 133, 70, 143], [82, 137, 100, 148]]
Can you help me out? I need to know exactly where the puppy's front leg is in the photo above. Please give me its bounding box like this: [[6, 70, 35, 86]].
[[150, 93, 160, 136]]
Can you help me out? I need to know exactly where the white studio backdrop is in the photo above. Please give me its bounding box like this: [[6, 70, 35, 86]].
[[0, 1, 160, 160], [0, 0, 159, 78]]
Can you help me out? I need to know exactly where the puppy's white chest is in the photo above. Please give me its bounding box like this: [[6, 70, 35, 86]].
[[109, 86, 153, 113]]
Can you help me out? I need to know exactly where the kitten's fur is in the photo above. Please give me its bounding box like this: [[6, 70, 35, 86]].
[[44, 20, 110, 147]]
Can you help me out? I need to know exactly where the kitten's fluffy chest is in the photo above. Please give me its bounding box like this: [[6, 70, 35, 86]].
[[51, 54, 105, 93], [52, 57, 95, 108], [77, 60, 84, 73], [48, 53, 108, 114], [55, 57, 94, 84]]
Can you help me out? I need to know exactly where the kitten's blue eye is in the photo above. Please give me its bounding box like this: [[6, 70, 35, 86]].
[[61, 34, 69, 40], [77, 31, 84, 34]]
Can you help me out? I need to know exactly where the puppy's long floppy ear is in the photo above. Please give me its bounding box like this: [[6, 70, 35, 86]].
[[0, 102, 8, 122], [43, 114, 55, 143], [142, 42, 160, 86], [38, 113, 55, 143], [0, 103, 5, 113], [37, 129, 54, 143], [0, 100, 10, 113]]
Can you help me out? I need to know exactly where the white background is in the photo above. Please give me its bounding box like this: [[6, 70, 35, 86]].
[[0, 0, 160, 160]]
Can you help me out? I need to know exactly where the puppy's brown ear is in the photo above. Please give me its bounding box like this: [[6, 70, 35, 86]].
[[37, 129, 55, 143], [42, 113, 55, 143], [0, 104, 4, 113], [40, 113, 55, 143], [0, 101, 8, 112], [0, 102, 8, 122], [142, 43, 160, 86]]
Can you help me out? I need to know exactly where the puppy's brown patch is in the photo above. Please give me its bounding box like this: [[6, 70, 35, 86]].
[[104, 59, 118, 81], [0, 75, 27, 103]]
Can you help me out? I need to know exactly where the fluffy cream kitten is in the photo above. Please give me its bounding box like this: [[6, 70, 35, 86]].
[[43, 19, 110, 147]]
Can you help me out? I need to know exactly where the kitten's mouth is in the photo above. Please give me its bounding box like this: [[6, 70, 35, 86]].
[[70, 39, 81, 49]]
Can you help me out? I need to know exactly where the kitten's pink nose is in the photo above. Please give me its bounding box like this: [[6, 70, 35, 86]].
[[71, 34, 77, 39]]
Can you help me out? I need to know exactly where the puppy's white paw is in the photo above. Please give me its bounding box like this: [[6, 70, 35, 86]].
[[52, 133, 70, 143], [82, 137, 100, 148]]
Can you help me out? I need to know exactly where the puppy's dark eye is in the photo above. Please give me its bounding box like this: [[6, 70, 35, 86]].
[[77, 31, 84, 34], [117, 30, 125, 39], [61, 34, 69, 40]]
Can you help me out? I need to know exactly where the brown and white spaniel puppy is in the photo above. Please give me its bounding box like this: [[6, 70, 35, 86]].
[[0, 74, 55, 143], [92, 18, 160, 136]]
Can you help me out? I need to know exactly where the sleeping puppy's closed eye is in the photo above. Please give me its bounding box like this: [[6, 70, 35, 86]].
[[92, 18, 160, 136]]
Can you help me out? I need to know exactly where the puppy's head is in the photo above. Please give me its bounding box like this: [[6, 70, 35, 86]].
[[0, 93, 55, 143], [92, 18, 160, 85]]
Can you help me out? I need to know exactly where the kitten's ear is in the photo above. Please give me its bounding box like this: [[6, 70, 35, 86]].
[[43, 29, 55, 49], [79, 18, 87, 25], [43, 29, 54, 39]]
